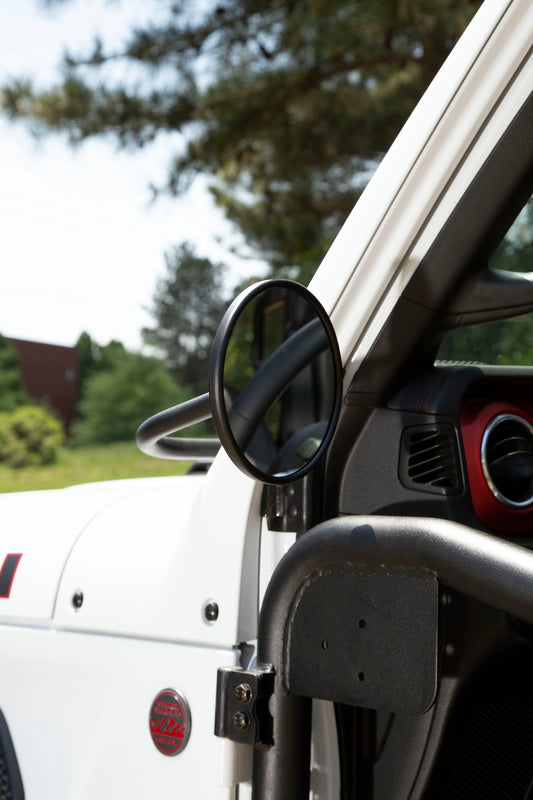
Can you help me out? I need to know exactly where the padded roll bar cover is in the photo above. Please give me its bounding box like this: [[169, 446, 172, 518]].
[[285, 563, 439, 714]]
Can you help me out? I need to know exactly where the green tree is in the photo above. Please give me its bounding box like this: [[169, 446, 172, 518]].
[[0, 335, 27, 411], [0, 0, 482, 279], [142, 243, 228, 395], [76, 332, 126, 397], [73, 349, 185, 444], [76, 331, 99, 394]]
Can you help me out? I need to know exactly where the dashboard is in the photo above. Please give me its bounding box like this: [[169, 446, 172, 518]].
[[339, 365, 533, 539]]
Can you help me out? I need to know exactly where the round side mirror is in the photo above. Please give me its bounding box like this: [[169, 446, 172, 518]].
[[210, 279, 342, 484]]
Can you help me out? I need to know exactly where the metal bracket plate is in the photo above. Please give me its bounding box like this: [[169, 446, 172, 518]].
[[214, 666, 275, 748]]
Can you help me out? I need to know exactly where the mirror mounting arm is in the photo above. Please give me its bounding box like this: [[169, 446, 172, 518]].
[[135, 393, 219, 461]]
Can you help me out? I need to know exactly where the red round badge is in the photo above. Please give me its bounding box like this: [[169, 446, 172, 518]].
[[149, 688, 191, 756]]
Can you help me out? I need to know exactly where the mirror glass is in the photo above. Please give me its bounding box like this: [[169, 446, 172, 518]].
[[210, 280, 341, 483]]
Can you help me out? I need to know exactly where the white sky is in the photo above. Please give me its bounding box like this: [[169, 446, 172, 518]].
[[0, 0, 263, 350]]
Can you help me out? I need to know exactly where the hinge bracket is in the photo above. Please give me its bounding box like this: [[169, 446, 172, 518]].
[[214, 666, 275, 748]]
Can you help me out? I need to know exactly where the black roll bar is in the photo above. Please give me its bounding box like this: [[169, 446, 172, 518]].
[[252, 515, 533, 799]]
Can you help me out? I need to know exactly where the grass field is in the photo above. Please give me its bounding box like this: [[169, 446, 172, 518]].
[[0, 441, 192, 493]]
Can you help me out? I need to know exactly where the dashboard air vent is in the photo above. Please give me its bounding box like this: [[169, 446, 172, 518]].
[[399, 425, 462, 495], [481, 414, 533, 508]]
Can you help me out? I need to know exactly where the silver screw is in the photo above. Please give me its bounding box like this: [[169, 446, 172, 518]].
[[234, 683, 252, 704], [232, 711, 250, 731]]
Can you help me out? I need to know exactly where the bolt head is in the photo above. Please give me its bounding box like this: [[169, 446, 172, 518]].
[[234, 683, 252, 704], [232, 711, 250, 731], [72, 591, 84, 609], [204, 602, 219, 622], [287, 503, 298, 519]]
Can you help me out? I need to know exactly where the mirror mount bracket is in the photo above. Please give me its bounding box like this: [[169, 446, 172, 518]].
[[262, 475, 317, 536], [135, 393, 219, 461]]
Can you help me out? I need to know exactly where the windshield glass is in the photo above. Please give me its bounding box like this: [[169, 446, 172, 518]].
[[437, 194, 533, 365]]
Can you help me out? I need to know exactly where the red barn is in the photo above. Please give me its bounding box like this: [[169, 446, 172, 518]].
[[8, 338, 79, 432]]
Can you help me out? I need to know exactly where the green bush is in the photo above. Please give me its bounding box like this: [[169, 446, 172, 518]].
[[0, 406, 64, 469], [73, 350, 186, 445]]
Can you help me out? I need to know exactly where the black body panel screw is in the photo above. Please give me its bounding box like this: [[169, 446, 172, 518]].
[[204, 602, 219, 622], [72, 591, 84, 609]]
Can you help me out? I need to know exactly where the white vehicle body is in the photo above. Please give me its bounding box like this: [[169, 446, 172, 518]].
[[0, 1, 532, 797]]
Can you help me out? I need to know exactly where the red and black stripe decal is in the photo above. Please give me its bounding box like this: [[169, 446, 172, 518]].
[[0, 555, 22, 598]]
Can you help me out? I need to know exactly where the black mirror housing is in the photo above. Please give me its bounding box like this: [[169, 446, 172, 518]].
[[210, 279, 342, 484]]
